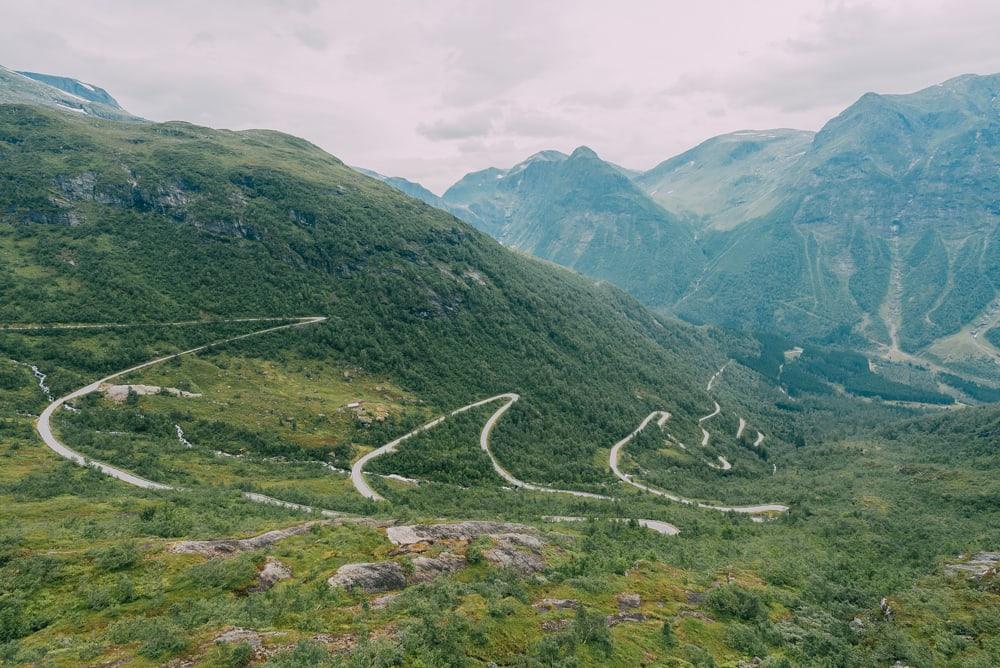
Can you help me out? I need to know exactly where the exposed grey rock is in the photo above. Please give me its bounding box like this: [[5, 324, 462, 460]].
[[606, 611, 647, 626], [327, 561, 406, 593], [101, 383, 201, 403], [409, 552, 466, 583], [214, 628, 263, 650], [253, 557, 292, 593], [484, 533, 546, 574], [56, 172, 99, 201], [541, 619, 572, 632], [617, 593, 641, 610], [168, 521, 332, 557], [685, 590, 706, 604], [386, 521, 533, 546], [533, 598, 579, 611], [945, 552, 1000, 579], [880, 597, 893, 620]]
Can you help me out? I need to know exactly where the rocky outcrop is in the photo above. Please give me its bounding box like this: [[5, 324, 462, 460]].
[[541, 619, 572, 632], [533, 598, 579, 611], [484, 532, 546, 574], [386, 521, 533, 546], [617, 593, 641, 610], [410, 552, 466, 583], [214, 628, 265, 650], [168, 521, 333, 557], [327, 561, 406, 593], [253, 557, 292, 592], [330, 522, 553, 596], [329, 552, 466, 594], [606, 611, 646, 626], [101, 383, 202, 403], [945, 552, 1000, 579]]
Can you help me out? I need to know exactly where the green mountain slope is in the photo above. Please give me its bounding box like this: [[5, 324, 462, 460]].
[[420, 75, 1000, 373], [635, 129, 813, 231], [5, 77, 1000, 668], [351, 165, 476, 224], [0, 103, 732, 488], [678, 74, 1000, 359], [441, 146, 706, 308]]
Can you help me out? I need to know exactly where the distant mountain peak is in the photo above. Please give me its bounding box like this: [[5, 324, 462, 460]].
[[0, 65, 137, 121], [569, 145, 599, 160], [16, 71, 123, 109]]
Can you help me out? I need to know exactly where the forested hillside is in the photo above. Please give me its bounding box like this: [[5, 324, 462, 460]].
[[0, 103, 732, 488]]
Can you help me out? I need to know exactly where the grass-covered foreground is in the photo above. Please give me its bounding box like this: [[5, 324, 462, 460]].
[[4, 332, 1000, 667]]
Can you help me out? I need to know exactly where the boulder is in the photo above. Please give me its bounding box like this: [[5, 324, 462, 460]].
[[607, 611, 647, 626], [617, 593, 641, 610], [253, 557, 292, 592], [328, 561, 406, 593]]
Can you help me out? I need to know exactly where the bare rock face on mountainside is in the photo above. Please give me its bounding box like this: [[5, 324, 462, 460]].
[[330, 522, 553, 593], [327, 561, 408, 593], [945, 552, 1000, 579], [386, 521, 535, 546], [168, 521, 333, 557], [483, 532, 546, 574], [253, 557, 292, 592]]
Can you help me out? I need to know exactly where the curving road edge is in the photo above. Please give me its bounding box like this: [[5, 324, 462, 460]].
[[26, 317, 785, 518], [609, 410, 788, 514], [33, 317, 329, 500], [353, 392, 612, 501]]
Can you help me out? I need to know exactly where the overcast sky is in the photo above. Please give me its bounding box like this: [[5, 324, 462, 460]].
[[2, 0, 1000, 192]]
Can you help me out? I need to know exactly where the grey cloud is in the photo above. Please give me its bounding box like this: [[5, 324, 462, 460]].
[[560, 88, 634, 110], [2, 0, 999, 193], [659, 1, 1000, 115], [293, 26, 329, 51], [190, 31, 215, 46], [430, 2, 571, 107], [503, 109, 575, 138], [417, 110, 497, 141]]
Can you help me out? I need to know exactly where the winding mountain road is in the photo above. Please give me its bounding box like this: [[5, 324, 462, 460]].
[[608, 410, 788, 514], [31, 317, 329, 500], [706, 362, 729, 392], [354, 392, 612, 501], [22, 316, 786, 520], [698, 401, 721, 446]]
